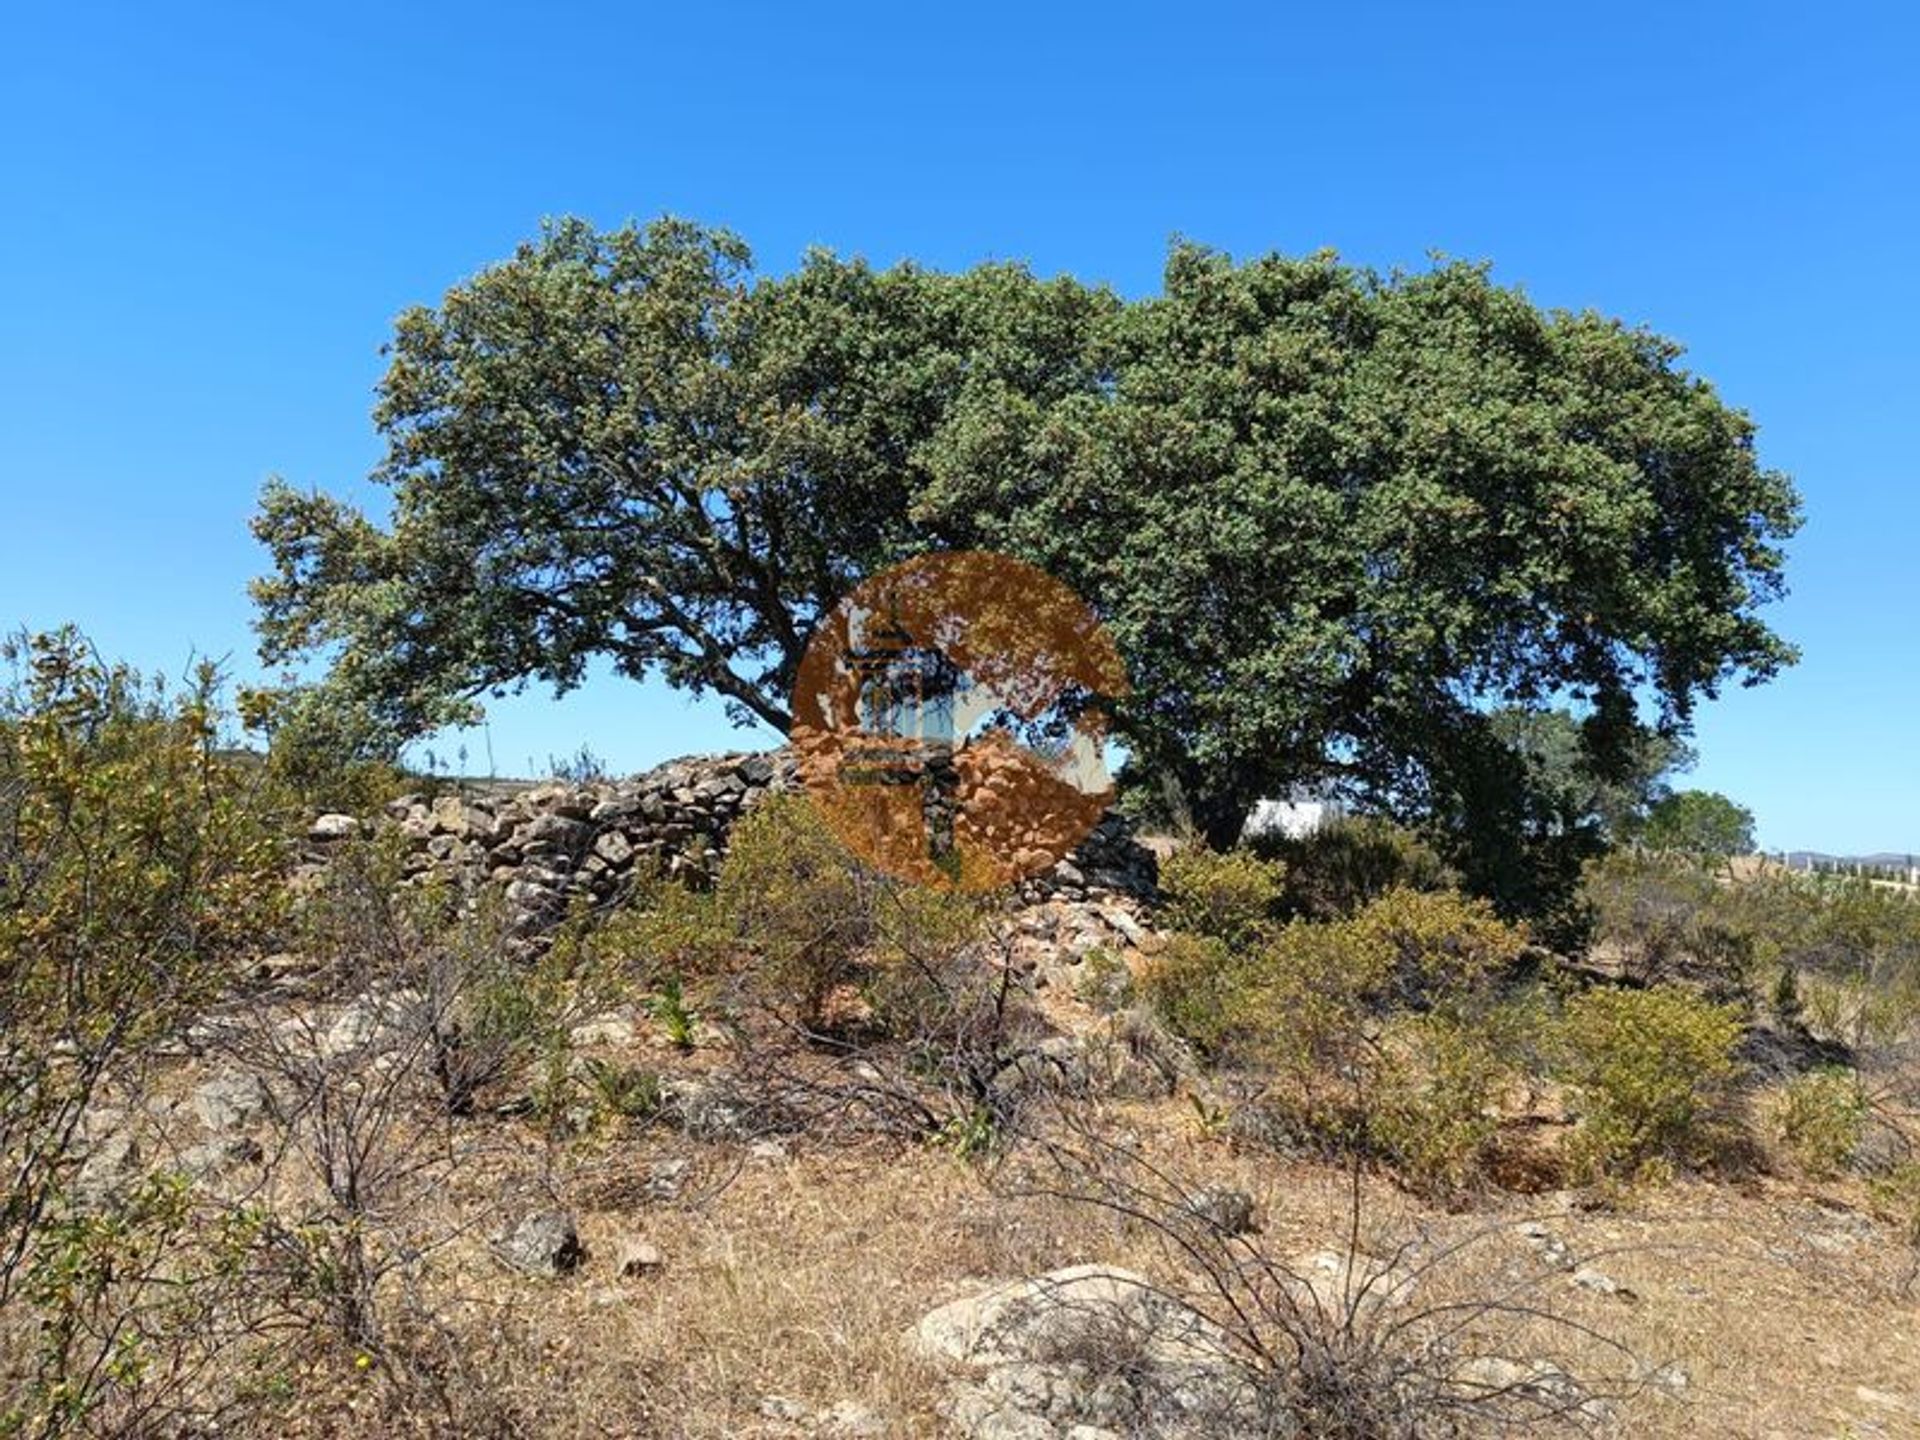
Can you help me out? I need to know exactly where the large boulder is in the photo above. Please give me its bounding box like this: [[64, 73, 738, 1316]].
[[910, 1265, 1274, 1439]]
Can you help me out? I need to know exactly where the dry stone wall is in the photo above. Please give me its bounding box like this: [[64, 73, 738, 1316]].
[[302, 748, 1156, 937]]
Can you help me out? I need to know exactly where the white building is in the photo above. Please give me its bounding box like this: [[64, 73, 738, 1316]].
[[1241, 785, 1345, 842]]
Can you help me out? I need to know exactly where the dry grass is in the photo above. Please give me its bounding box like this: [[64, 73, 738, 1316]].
[[242, 1088, 1920, 1439]]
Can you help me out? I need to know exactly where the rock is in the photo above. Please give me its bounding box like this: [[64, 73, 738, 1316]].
[[521, 812, 591, 849], [592, 830, 635, 867], [1182, 1187, 1258, 1237], [192, 1073, 271, 1133], [493, 1209, 584, 1277], [1639, 1361, 1690, 1396], [173, 1135, 264, 1180], [1571, 1266, 1631, 1298], [819, 1400, 888, 1437], [308, 813, 360, 842], [614, 1237, 665, 1278], [666, 1076, 761, 1140], [1098, 906, 1147, 947], [644, 1156, 692, 1201], [72, 1129, 142, 1208], [910, 1266, 1212, 1369], [570, 1014, 640, 1048], [1516, 1220, 1576, 1271], [912, 1265, 1269, 1437]]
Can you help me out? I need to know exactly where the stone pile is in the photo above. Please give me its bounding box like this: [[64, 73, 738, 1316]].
[[301, 748, 1158, 937]]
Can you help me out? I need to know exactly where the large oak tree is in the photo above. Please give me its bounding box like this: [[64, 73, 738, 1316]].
[[254, 218, 1800, 902]]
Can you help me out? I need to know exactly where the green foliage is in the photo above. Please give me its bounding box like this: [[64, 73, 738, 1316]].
[[1157, 847, 1287, 948], [251, 217, 1113, 738], [0, 630, 288, 1327], [1640, 789, 1757, 857], [643, 977, 699, 1050], [934, 244, 1800, 866], [1582, 853, 1920, 1041], [1147, 887, 1529, 1189], [1368, 1014, 1512, 1199], [1138, 932, 1243, 1057], [1253, 816, 1454, 921], [238, 680, 410, 814], [604, 794, 989, 1037], [575, 1058, 664, 1124], [1551, 984, 1745, 1179], [1775, 1067, 1867, 1178], [1870, 1162, 1920, 1247]]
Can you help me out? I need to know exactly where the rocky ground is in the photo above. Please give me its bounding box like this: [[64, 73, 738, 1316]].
[[66, 933, 1920, 1440]]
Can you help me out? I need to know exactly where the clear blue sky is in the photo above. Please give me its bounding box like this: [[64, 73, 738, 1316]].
[[1, 2, 1914, 852]]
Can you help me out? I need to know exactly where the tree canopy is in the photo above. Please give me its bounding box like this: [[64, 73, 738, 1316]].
[[253, 216, 1800, 908], [1640, 789, 1758, 857]]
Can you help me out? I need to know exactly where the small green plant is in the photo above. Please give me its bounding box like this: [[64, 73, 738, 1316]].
[[578, 1057, 664, 1122], [935, 1104, 999, 1161], [1188, 1093, 1231, 1140], [1776, 1067, 1867, 1178], [1870, 1161, 1920, 1246], [1553, 984, 1745, 1180], [644, 976, 700, 1049]]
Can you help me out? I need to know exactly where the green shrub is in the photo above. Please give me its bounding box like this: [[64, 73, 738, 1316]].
[[1552, 984, 1745, 1179], [1254, 816, 1454, 921], [1775, 1067, 1867, 1178], [1157, 847, 1287, 948], [605, 793, 989, 1038], [1871, 1161, 1920, 1246], [718, 793, 878, 1011], [0, 630, 291, 1425], [1146, 887, 1528, 1188], [1137, 932, 1243, 1056], [1368, 1014, 1511, 1199]]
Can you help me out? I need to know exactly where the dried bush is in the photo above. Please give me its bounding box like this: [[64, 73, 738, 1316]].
[[1014, 1114, 1639, 1438]]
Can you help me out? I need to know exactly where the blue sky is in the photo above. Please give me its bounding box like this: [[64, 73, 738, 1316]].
[[1, 1, 1914, 852]]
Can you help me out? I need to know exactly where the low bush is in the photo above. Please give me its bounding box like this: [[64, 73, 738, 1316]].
[[1146, 887, 1530, 1190], [1552, 984, 1745, 1180], [1156, 847, 1286, 949], [1252, 815, 1455, 921], [1368, 1013, 1513, 1200], [1775, 1066, 1868, 1178]]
